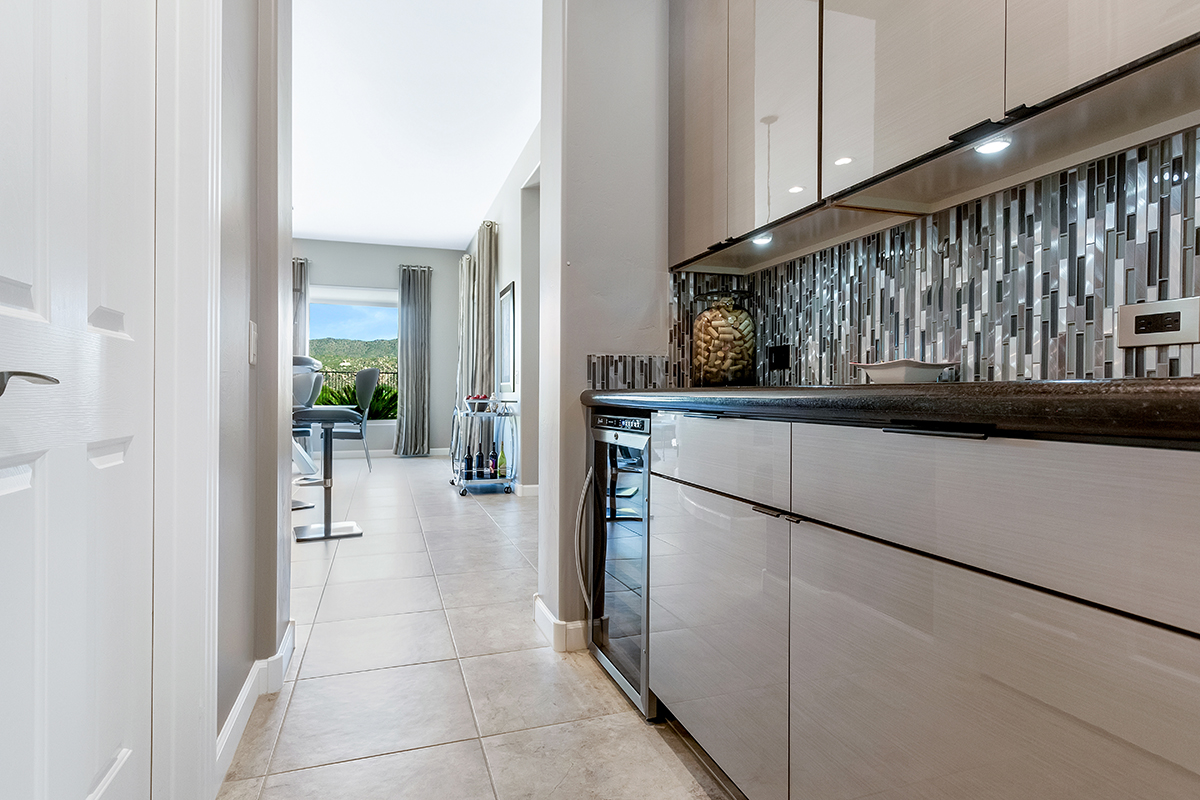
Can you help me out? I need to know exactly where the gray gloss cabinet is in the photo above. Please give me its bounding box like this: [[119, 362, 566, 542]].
[[1006, 0, 1200, 113], [668, 0, 729, 265], [789, 518, 1200, 796], [668, 0, 820, 265], [821, 0, 1006, 196], [648, 475, 788, 800]]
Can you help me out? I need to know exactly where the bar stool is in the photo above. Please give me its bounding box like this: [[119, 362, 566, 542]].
[[292, 406, 366, 542]]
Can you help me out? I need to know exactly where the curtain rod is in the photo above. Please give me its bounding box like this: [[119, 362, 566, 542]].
[[398, 264, 433, 270]]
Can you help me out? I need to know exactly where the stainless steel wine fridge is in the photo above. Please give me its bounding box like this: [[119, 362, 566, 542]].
[[579, 411, 657, 718]]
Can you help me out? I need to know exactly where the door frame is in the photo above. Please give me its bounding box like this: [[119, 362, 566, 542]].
[[152, 0, 223, 796]]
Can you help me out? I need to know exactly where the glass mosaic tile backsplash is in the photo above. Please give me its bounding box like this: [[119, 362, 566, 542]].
[[586, 354, 669, 391], [671, 127, 1200, 388]]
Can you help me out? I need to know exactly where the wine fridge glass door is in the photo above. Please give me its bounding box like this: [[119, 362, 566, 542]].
[[588, 429, 653, 715]]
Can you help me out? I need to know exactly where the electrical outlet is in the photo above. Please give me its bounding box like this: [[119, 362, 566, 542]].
[[768, 344, 791, 370], [1116, 298, 1200, 348]]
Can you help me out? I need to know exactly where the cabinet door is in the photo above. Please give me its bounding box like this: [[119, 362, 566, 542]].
[[789, 518, 1200, 796], [651, 412, 790, 509], [669, 0, 729, 265], [822, 0, 1006, 196], [1006, 0, 1200, 112], [727, 0, 819, 232], [649, 476, 788, 800]]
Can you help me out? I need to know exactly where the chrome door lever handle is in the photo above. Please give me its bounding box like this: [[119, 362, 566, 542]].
[[0, 371, 60, 398]]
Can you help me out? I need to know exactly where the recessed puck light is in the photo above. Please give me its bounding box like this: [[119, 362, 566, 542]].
[[788, 185, 804, 193], [974, 136, 1011, 154], [752, 233, 773, 245], [834, 157, 853, 166]]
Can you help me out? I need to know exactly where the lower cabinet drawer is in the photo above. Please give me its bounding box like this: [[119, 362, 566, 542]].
[[790, 422, 1200, 634], [790, 519, 1200, 798], [649, 475, 789, 800]]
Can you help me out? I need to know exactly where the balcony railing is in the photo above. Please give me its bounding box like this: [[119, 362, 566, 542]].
[[318, 369, 399, 395]]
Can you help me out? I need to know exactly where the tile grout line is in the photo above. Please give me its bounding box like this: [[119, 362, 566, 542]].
[[420, 482, 502, 799], [249, 459, 566, 797]]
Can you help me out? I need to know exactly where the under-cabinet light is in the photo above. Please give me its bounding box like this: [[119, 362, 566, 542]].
[[752, 233, 773, 245], [834, 157, 853, 166], [974, 136, 1011, 154]]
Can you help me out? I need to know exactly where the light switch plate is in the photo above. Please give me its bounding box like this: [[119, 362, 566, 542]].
[[1116, 297, 1200, 348], [248, 320, 258, 366]]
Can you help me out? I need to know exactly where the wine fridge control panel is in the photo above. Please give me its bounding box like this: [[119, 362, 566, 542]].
[[592, 414, 649, 433]]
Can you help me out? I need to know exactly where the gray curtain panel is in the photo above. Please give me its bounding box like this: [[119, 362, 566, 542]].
[[395, 265, 433, 456], [452, 221, 498, 457], [455, 220, 498, 405], [292, 257, 309, 355]]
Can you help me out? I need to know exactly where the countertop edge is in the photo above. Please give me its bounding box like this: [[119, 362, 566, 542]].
[[580, 380, 1200, 447]]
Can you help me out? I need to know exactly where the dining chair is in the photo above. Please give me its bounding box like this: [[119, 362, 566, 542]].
[[330, 368, 379, 471]]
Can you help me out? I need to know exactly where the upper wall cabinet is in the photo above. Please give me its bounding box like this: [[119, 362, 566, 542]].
[[822, 0, 1006, 197], [669, 0, 729, 266], [1006, 0, 1200, 113], [727, 0, 819, 234], [669, 0, 819, 266]]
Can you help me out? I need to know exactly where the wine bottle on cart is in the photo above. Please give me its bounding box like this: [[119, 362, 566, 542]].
[[488, 443, 498, 478], [474, 444, 485, 478], [462, 451, 473, 481], [497, 442, 507, 478]]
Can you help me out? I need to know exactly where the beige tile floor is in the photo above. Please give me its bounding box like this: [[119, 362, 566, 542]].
[[218, 455, 731, 800]]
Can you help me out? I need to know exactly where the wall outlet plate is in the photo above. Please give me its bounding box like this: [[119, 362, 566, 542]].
[[768, 344, 791, 371], [1116, 298, 1200, 348]]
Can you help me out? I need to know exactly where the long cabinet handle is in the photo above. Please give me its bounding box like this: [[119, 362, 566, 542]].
[[0, 371, 60, 398], [751, 505, 782, 518], [682, 412, 721, 420], [882, 427, 988, 440]]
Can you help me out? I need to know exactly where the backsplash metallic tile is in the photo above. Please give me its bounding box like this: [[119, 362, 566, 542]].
[[672, 127, 1200, 387], [586, 354, 669, 391]]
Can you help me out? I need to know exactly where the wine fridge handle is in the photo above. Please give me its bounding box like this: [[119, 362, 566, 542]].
[[574, 466, 595, 616]]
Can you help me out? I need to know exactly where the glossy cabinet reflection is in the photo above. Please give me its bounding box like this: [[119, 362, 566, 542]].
[[650, 412, 790, 509], [790, 518, 1200, 797], [727, 0, 819, 231], [669, 0, 728, 265], [1006, 0, 1200, 113], [649, 475, 788, 800], [821, 0, 1005, 196], [790, 422, 1200, 635], [669, 0, 819, 265]]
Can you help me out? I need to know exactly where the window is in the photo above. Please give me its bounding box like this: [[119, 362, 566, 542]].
[[307, 285, 398, 419]]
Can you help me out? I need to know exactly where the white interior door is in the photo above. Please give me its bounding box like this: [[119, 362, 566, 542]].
[[0, 1, 156, 798]]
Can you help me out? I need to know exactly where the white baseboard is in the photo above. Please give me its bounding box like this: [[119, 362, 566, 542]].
[[534, 593, 587, 652], [214, 621, 295, 782], [516, 483, 538, 497], [429, 447, 450, 456]]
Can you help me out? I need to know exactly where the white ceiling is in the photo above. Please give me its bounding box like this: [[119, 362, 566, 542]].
[[292, 0, 542, 251]]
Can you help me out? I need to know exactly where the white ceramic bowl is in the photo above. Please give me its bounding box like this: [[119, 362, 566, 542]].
[[850, 359, 959, 384]]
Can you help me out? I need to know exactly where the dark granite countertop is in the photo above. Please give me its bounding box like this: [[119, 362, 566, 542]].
[[581, 379, 1200, 448]]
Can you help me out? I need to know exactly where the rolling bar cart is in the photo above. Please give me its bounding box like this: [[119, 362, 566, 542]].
[[450, 406, 519, 495]]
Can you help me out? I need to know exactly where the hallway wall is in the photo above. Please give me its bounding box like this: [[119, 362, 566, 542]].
[[218, 0, 263, 729]]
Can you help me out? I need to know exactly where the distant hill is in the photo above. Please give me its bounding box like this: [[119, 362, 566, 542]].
[[309, 338, 397, 361]]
